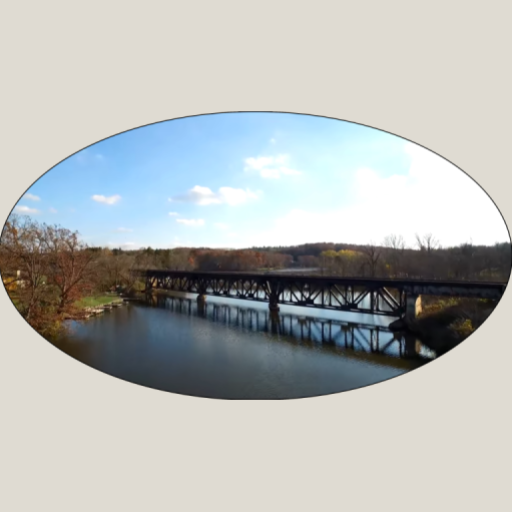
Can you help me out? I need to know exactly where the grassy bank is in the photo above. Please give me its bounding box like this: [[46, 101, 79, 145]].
[[74, 294, 121, 309], [408, 296, 496, 355]]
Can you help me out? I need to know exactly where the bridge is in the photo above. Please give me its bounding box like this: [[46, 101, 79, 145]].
[[142, 270, 507, 323]]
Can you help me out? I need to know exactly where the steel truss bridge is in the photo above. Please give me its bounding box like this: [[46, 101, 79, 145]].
[[143, 270, 507, 320]]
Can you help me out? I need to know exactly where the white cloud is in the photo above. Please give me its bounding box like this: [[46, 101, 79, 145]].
[[176, 218, 205, 227], [14, 205, 40, 215], [49, 207, 58, 213], [168, 211, 180, 216], [243, 143, 510, 248], [76, 150, 104, 164], [169, 186, 259, 206], [244, 154, 301, 179], [115, 227, 133, 232], [24, 193, 40, 201], [92, 194, 121, 205]]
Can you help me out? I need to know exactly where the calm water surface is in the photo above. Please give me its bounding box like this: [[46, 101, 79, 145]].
[[52, 293, 433, 399]]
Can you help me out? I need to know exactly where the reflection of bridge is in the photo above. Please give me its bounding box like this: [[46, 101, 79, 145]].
[[143, 270, 507, 322], [151, 294, 433, 368]]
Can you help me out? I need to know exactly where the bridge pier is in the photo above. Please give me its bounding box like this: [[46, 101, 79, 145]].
[[268, 281, 281, 313], [402, 332, 420, 358], [404, 293, 422, 323], [269, 299, 280, 313], [196, 293, 207, 317], [145, 276, 153, 300], [197, 299, 206, 317], [269, 310, 280, 334]]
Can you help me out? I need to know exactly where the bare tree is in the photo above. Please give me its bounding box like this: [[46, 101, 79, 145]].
[[382, 234, 406, 277], [360, 243, 382, 277], [383, 234, 406, 251], [415, 232, 440, 253]]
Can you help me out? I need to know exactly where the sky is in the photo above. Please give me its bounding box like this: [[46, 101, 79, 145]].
[[11, 112, 510, 250]]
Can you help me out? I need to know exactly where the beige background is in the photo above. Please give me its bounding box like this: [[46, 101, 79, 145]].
[[1, 1, 511, 511]]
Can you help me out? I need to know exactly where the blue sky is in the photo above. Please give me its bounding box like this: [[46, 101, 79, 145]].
[[13, 112, 510, 249]]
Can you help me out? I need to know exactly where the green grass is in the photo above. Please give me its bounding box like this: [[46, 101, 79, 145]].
[[75, 295, 121, 309]]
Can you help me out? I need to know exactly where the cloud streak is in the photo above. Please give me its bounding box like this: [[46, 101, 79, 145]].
[[92, 194, 121, 205], [24, 193, 40, 201], [169, 186, 259, 206], [14, 205, 40, 215], [176, 218, 205, 227], [244, 154, 301, 179]]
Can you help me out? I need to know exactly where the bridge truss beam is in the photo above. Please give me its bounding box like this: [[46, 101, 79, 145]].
[[145, 272, 407, 317]]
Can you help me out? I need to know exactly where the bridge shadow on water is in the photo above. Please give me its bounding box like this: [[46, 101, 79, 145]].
[[149, 293, 436, 369]]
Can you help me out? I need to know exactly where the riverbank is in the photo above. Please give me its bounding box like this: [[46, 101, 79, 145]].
[[66, 294, 126, 320], [396, 297, 496, 355]]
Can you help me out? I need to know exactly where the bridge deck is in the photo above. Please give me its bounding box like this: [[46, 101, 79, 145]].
[[142, 270, 506, 319], [143, 270, 506, 294]]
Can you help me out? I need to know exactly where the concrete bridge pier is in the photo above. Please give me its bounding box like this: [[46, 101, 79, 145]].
[[196, 293, 207, 316], [196, 288, 207, 317], [405, 293, 422, 324]]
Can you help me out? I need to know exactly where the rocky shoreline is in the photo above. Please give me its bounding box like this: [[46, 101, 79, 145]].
[[65, 298, 127, 320]]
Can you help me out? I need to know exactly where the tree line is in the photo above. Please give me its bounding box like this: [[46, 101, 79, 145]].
[[1, 215, 510, 336]]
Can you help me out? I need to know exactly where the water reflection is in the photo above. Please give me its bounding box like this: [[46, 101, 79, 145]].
[[151, 294, 435, 362], [52, 294, 435, 399]]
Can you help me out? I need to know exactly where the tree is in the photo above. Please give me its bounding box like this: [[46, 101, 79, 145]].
[[383, 234, 406, 252], [415, 232, 440, 253], [360, 243, 382, 277], [44, 225, 94, 313], [0, 215, 51, 321], [383, 234, 406, 277], [0, 215, 94, 336]]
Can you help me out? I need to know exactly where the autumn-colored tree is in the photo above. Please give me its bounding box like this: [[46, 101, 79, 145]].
[[44, 225, 95, 313], [0, 215, 94, 337], [0, 215, 51, 321]]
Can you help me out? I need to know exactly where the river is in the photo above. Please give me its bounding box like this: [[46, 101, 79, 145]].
[[51, 292, 435, 399]]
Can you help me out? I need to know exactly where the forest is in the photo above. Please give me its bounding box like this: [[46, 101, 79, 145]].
[[1, 214, 511, 338]]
